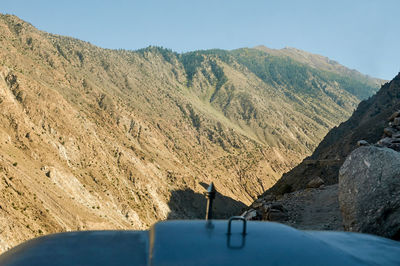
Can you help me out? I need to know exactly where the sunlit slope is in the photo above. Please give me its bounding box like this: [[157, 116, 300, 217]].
[[0, 14, 381, 253]]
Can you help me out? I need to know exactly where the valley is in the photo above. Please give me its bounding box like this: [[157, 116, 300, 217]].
[[0, 14, 384, 253]]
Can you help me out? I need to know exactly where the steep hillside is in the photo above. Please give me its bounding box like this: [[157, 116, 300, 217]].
[[264, 73, 400, 196], [254, 45, 384, 95], [0, 14, 381, 252]]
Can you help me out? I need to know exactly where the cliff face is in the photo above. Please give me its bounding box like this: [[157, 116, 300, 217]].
[[264, 73, 400, 196], [0, 14, 381, 253]]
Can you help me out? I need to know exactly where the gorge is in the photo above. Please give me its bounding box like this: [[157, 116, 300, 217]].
[[0, 14, 385, 253]]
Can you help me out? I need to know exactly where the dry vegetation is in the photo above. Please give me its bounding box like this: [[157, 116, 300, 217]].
[[0, 14, 382, 253]]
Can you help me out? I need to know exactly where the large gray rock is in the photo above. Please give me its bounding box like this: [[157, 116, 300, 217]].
[[339, 146, 400, 239]]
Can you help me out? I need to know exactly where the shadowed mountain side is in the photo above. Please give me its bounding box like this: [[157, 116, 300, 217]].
[[167, 187, 247, 220], [263, 73, 400, 196]]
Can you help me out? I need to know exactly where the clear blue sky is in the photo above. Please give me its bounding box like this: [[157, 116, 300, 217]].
[[1, 0, 399, 80]]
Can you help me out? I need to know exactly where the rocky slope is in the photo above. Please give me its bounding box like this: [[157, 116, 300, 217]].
[[338, 109, 400, 239], [264, 73, 399, 196], [243, 184, 342, 231], [250, 75, 400, 237], [0, 14, 382, 253]]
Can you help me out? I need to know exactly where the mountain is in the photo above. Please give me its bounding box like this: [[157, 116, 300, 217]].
[[254, 45, 383, 93], [246, 74, 400, 236], [0, 14, 382, 252], [263, 73, 399, 196]]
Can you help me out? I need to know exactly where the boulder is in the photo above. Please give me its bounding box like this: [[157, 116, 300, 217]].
[[270, 203, 285, 212], [262, 194, 276, 202], [388, 143, 400, 152], [356, 140, 369, 147], [251, 201, 263, 209], [267, 209, 289, 221], [339, 146, 400, 239], [262, 203, 288, 221], [306, 176, 325, 188], [377, 137, 393, 147], [394, 117, 400, 126], [242, 209, 259, 220], [383, 127, 397, 137], [393, 133, 400, 138], [388, 110, 400, 121]]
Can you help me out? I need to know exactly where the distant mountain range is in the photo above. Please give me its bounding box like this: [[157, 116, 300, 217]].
[[0, 14, 384, 252]]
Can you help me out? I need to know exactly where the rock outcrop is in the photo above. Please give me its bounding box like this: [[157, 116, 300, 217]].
[[339, 146, 400, 239], [376, 109, 400, 151]]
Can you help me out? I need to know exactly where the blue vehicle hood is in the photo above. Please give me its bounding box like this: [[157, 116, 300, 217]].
[[0, 220, 399, 265]]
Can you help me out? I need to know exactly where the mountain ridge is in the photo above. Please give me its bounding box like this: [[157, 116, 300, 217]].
[[254, 45, 385, 86], [0, 14, 382, 253]]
